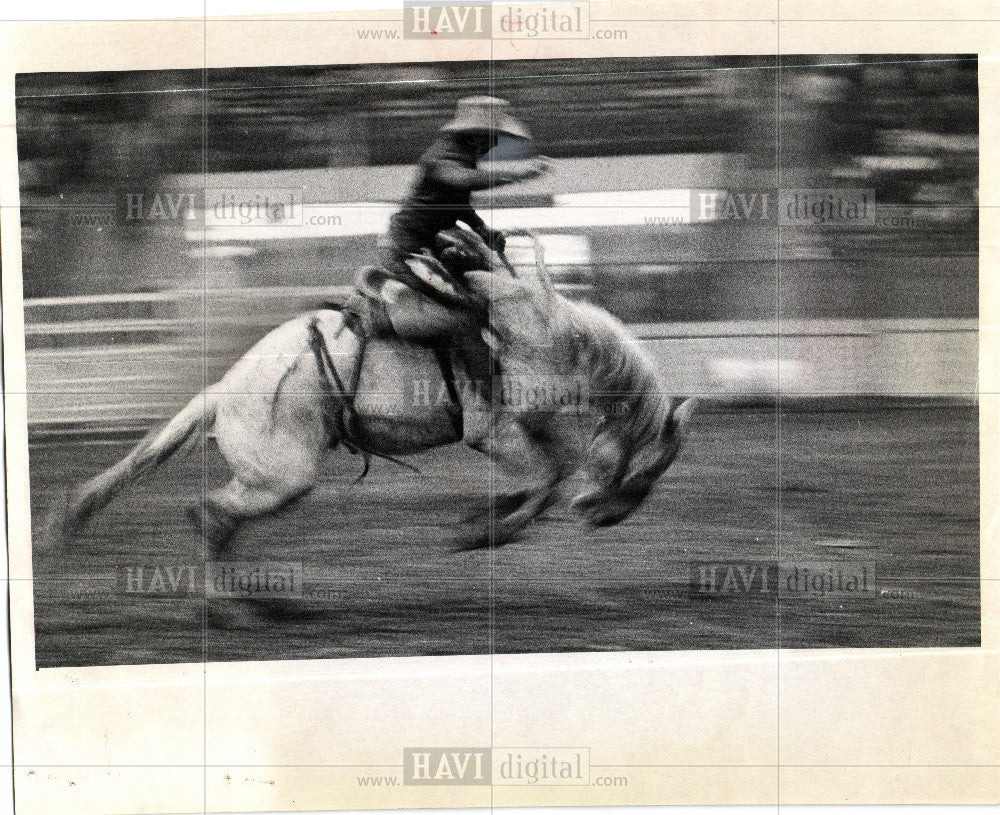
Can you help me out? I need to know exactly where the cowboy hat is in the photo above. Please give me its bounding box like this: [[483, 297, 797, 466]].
[[440, 96, 531, 140]]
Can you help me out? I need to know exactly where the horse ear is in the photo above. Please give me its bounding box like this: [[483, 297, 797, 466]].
[[659, 397, 697, 440]]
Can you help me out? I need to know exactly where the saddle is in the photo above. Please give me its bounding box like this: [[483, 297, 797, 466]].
[[313, 245, 493, 456]]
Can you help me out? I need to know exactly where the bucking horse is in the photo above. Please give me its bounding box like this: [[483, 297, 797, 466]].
[[43, 228, 697, 572]]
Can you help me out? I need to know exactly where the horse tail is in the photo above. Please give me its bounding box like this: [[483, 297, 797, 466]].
[[42, 387, 220, 549]]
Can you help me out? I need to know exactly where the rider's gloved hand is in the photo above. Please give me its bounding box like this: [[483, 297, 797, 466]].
[[482, 228, 505, 253], [527, 155, 551, 177]]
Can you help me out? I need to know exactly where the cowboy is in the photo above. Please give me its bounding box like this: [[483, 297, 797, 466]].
[[368, 96, 548, 343]]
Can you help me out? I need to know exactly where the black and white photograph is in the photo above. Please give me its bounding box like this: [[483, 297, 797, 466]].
[[15, 51, 980, 668], [5, 3, 1000, 812]]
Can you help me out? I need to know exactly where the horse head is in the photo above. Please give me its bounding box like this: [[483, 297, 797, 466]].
[[572, 397, 697, 527], [462, 247, 696, 528]]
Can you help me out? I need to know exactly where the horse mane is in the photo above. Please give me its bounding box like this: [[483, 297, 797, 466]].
[[557, 298, 670, 446], [441, 224, 669, 446]]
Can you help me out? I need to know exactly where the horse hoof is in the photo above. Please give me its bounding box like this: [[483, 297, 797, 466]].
[[491, 489, 534, 516], [570, 490, 600, 514], [571, 491, 623, 527], [588, 510, 627, 528], [460, 490, 533, 528], [453, 516, 534, 551], [579, 500, 632, 528], [186, 502, 236, 556], [452, 530, 493, 552], [453, 525, 524, 552]]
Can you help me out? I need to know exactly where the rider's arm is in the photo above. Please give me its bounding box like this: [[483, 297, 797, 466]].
[[430, 158, 528, 191]]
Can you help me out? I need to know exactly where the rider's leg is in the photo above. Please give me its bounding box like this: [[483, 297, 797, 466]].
[[374, 238, 496, 403], [452, 327, 495, 403], [374, 239, 479, 345], [380, 279, 471, 344]]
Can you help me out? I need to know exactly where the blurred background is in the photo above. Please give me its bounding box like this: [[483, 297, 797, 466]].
[[20, 55, 982, 662], [16, 54, 978, 432]]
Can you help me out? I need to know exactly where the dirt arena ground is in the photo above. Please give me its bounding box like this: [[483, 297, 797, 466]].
[[28, 402, 979, 668]]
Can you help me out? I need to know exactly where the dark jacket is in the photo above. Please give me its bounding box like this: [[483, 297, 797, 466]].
[[386, 133, 501, 255]]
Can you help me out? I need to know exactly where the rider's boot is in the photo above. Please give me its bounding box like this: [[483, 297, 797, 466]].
[[453, 329, 495, 406]]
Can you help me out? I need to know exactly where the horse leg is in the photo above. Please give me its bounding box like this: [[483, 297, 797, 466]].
[[187, 476, 313, 561], [185, 474, 317, 627], [492, 418, 575, 542], [459, 413, 577, 549], [188, 346, 327, 624]]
